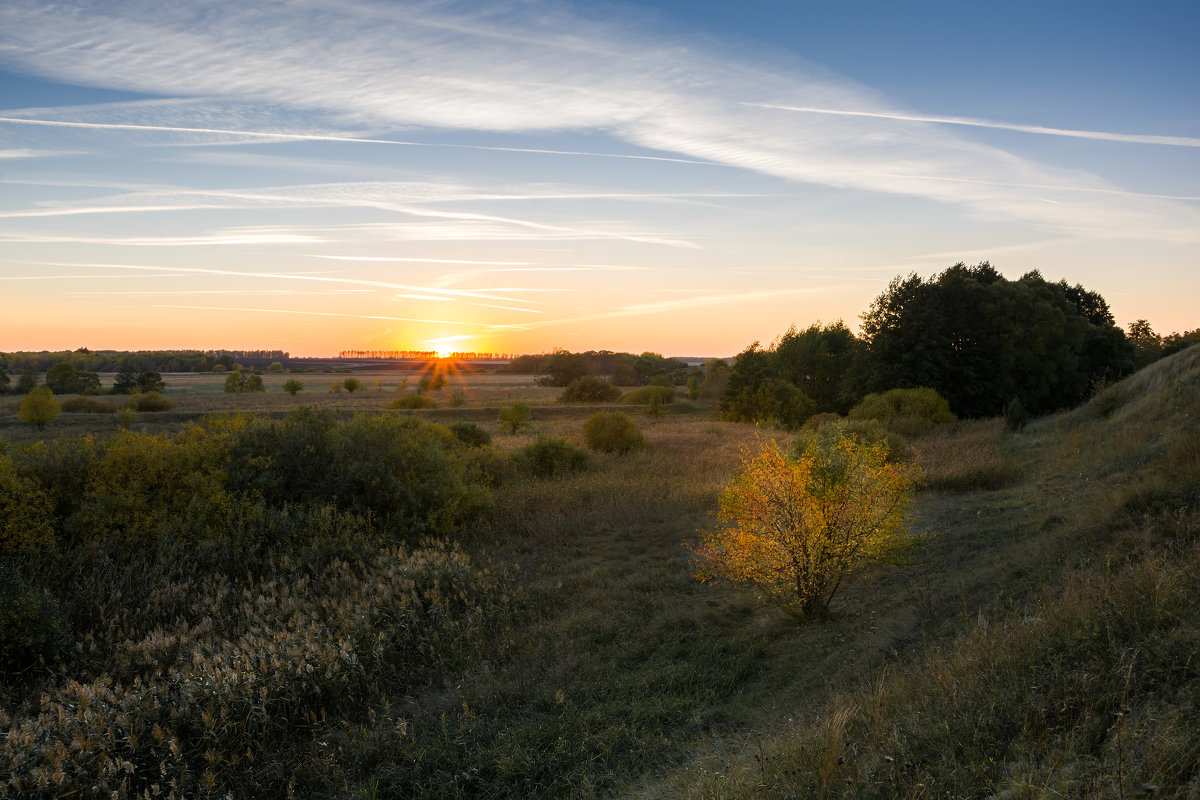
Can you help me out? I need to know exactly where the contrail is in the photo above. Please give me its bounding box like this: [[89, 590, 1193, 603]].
[[153, 304, 530, 330], [752, 104, 1200, 148], [32, 260, 536, 305], [0, 115, 721, 164]]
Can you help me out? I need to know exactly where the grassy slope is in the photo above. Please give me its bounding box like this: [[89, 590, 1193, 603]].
[[633, 345, 1200, 798]]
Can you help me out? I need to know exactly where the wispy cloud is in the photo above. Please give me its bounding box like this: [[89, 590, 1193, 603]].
[[750, 104, 1200, 148], [0, 182, 703, 248], [524, 285, 841, 330], [28, 261, 540, 307], [0, 115, 715, 165], [1, 0, 1195, 241], [151, 304, 529, 330]]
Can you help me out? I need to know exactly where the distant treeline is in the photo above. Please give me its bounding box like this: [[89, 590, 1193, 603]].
[[719, 262, 1199, 426], [505, 350, 692, 387], [338, 350, 513, 360]]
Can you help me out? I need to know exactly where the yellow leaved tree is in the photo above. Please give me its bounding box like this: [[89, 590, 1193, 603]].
[[690, 435, 919, 619]]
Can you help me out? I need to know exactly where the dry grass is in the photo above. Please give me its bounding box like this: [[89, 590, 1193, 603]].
[[912, 417, 1013, 492]]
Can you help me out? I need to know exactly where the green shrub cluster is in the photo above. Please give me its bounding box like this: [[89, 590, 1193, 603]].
[[515, 436, 591, 478], [498, 401, 532, 433], [123, 390, 175, 412], [559, 376, 622, 403], [848, 386, 955, 436], [449, 421, 492, 447], [60, 395, 117, 413], [0, 407, 514, 795], [583, 411, 647, 454], [620, 384, 676, 406], [391, 393, 438, 409]]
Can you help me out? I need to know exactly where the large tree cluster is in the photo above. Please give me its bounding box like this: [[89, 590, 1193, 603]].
[[720, 263, 1146, 424]]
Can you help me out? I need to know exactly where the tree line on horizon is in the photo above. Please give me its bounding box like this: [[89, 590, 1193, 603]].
[[512, 263, 1198, 426], [3, 263, 1197, 420]]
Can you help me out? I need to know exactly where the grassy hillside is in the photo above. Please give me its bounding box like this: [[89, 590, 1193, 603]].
[[639, 344, 1200, 798]]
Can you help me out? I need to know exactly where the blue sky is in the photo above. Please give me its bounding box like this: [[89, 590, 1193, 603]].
[[1, 0, 1196, 356]]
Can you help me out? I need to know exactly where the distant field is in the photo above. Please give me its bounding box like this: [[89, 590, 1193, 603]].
[[0, 366, 578, 441]]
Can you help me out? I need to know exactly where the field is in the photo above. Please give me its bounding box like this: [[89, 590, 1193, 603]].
[[2, 352, 1198, 798]]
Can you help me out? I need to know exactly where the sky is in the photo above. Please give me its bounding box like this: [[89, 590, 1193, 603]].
[[0, 0, 1197, 358]]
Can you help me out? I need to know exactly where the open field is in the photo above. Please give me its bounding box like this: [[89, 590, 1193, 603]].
[[2, 348, 1198, 797]]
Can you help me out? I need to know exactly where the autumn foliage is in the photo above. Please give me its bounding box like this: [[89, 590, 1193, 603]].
[[690, 435, 919, 618]]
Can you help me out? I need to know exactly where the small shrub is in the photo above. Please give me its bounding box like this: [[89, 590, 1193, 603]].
[[124, 391, 175, 412], [18, 386, 60, 430], [583, 411, 647, 454], [115, 406, 136, 429], [849, 387, 955, 436], [620, 385, 676, 406], [0, 564, 71, 678], [60, 395, 116, 413], [449, 421, 491, 447], [330, 381, 343, 393], [1004, 396, 1030, 431], [1089, 384, 1126, 418], [793, 417, 910, 463], [245, 374, 265, 392], [448, 388, 466, 407], [344, 377, 362, 393], [391, 394, 438, 410], [516, 436, 591, 478], [283, 378, 304, 396], [560, 376, 622, 403], [499, 401, 532, 433]]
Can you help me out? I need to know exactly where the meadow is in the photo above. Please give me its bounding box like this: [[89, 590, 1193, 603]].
[[1, 350, 1197, 798]]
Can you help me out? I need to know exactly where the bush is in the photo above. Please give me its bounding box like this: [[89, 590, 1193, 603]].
[[849, 387, 955, 436], [516, 436, 591, 478], [560, 376, 622, 403], [60, 395, 117, 413], [344, 377, 362, 393], [392, 394, 438, 410], [449, 421, 492, 447], [124, 391, 175, 412], [227, 410, 490, 534], [690, 436, 919, 618], [115, 406, 136, 429], [283, 378, 304, 396], [719, 377, 815, 429], [583, 411, 647, 454], [0, 454, 55, 555], [499, 401, 532, 433], [245, 374, 265, 392], [17, 386, 60, 430], [620, 385, 676, 406], [793, 417, 910, 464], [0, 564, 70, 678]]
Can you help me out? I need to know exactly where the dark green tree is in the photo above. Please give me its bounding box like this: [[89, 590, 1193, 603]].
[[136, 370, 166, 393], [720, 343, 815, 429], [539, 351, 590, 387], [773, 321, 866, 413], [860, 263, 1133, 417], [112, 362, 141, 394]]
